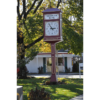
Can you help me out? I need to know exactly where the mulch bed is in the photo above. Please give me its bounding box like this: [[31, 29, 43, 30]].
[[17, 76, 35, 79], [42, 81, 66, 85]]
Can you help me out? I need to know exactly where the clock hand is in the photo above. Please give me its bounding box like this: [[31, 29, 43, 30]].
[[52, 28, 56, 30], [49, 24, 53, 30]]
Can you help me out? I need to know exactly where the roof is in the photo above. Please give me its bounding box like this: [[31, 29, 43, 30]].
[[58, 49, 68, 52], [42, 8, 61, 13]]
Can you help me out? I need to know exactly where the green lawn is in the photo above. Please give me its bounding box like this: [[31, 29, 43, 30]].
[[17, 77, 83, 100]]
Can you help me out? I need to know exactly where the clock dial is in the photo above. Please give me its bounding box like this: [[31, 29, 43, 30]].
[[45, 21, 59, 36]]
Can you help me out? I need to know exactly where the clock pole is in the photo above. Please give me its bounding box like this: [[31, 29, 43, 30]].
[[42, 8, 62, 84], [50, 42, 57, 83]]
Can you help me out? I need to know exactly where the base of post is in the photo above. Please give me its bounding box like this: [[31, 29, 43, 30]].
[[50, 82, 58, 85], [50, 74, 57, 82]]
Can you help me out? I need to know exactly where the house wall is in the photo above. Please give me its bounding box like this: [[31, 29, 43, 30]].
[[82, 53, 100, 63], [26, 53, 73, 73], [26, 57, 43, 73], [38, 58, 43, 67], [26, 57, 38, 73]]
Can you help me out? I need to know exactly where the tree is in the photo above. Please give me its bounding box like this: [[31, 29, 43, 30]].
[[39, 39, 51, 53], [56, 0, 83, 55], [16, 0, 82, 77], [17, 0, 43, 77], [16, 0, 60, 77]]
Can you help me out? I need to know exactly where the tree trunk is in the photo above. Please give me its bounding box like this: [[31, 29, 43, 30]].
[[17, 33, 27, 78]]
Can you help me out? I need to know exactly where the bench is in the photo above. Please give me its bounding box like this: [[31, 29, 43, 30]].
[[79, 63, 100, 78]]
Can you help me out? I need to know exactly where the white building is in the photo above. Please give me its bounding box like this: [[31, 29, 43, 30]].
[[26, 50, 73, 73]]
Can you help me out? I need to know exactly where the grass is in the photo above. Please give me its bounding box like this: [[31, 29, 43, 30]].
[[16, 78, 100, 100], [17, 77, 83, 100]]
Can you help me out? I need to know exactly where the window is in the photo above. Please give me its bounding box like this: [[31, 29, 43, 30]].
[[47, 57, 64, 66], [58, 58, 63, 66], [47, 58, 52, 66]]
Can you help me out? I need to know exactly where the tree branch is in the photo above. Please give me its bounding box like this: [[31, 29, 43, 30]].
[[16, 6, 18, 13], [18, 0, 20, 20], [57, 0, 61, 8], [63, 18, 82, 29], [26, 0, 37, 17], [33, 0, 43, 14], [20, 11, 24, 20], [17, 0, 20, 20], [16, 6, 20, 19], [24, 35, 44, 49], [23, 0, 26, 19]]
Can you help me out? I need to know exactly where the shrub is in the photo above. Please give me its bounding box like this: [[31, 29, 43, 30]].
[[65, 67, 70, 72], [38, 66, 43, 74], [73, 62, 79, 72], [62, 79, 65, 83], [42, 80, 46, 84], [76, 62, 79, 72], [27, 87, 51, 100]]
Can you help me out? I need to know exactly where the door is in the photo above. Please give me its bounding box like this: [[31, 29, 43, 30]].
[[43, 58, 46, 73], [65, 57, 67, 72]]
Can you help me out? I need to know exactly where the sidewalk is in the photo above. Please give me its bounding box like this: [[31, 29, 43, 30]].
[[27, 73, 83, 79], [70, 94, 83, 100]]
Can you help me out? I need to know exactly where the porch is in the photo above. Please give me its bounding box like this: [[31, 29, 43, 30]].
[[26, 52, 73, 73]]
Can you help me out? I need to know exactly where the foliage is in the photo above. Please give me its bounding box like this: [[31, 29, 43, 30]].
[[42, 80, 46, 84], [27, 87, 51, 100], [38, 66, 44, 74], [16, 18, 39, 67], [56, 28, 83, 55], [17, 44, 39, 67], [62, 79, 66, 83], [76, 61, 79, 72], [19, 0, 83, 55], [56, 0, 83, 55], [73, 61, 79, 72], [39, 40, 51, 53], [65, 67, 71, 73]]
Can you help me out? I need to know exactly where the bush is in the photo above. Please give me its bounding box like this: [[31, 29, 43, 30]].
[[38, 66, 43, 74], [76, 62, 79, 72], [73, 62, 79, 72], [62, 79, 65, 83], [65, 67, 70, 73], [27, 87, 51, 100]]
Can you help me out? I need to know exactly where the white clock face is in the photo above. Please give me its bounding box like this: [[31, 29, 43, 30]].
[[45, 21, 59, 36], [44, 14, 59, 20]]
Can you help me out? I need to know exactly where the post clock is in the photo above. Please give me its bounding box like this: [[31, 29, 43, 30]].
[[42, 8, 63, 83]]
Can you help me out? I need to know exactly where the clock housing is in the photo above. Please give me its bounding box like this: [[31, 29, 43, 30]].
[[42, 8, 63, 43]]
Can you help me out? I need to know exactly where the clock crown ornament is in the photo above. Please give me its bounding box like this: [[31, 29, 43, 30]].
[[42, 8, 63, 43]]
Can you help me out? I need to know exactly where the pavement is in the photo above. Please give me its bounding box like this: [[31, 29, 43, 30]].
[[70, 94, 83, 100], [27, 73, 83, 79]]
